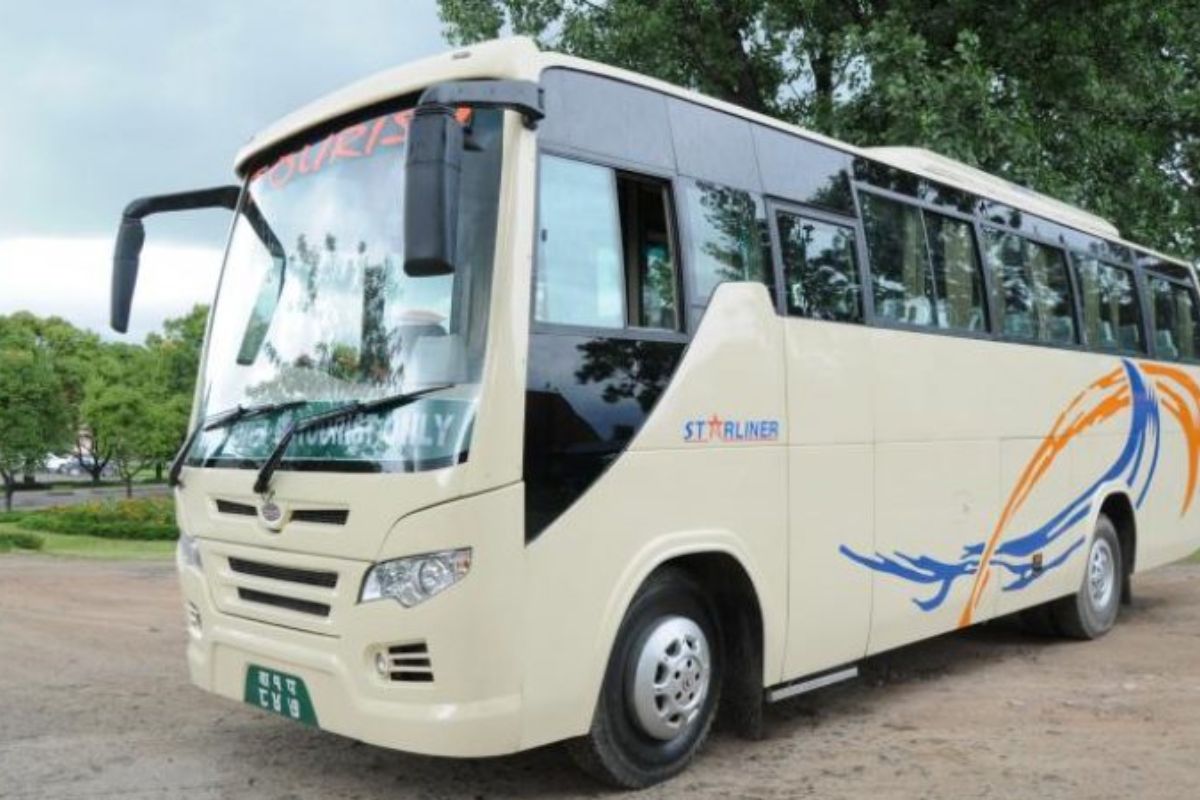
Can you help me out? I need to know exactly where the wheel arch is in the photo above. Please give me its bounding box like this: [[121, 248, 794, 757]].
[[1096, 490, 1137, 604], [584, 535, 779, 738]]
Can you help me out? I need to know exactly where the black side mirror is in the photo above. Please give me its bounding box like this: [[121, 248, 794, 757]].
[[403, 104, 464, 277], [110, 186, 240, 332]]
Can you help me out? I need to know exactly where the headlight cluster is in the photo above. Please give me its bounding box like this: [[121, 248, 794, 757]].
[[360, 549, 471, 607], [176, 533, 203, 570]]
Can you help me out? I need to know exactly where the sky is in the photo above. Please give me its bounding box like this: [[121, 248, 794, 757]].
[[0, 0, 449, 341]]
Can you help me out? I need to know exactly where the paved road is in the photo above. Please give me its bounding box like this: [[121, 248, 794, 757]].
[[8, 482, 169, 510], [2, 556, 1199, 799]]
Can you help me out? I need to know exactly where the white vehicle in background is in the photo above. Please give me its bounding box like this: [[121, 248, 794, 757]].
[[42, 454, 76, 475], [108, 38, 1200, 787]]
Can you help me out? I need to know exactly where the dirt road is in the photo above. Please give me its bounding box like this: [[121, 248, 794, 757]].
[[2, 556, 1199, 799]]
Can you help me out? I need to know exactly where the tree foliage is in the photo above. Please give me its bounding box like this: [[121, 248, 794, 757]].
[[439, 0, 1199, 260], [0, 307, 208, 497], [0, 330, 71, 510]]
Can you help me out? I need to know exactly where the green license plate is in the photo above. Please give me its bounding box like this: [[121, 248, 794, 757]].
[[244, 665, 318, 727]]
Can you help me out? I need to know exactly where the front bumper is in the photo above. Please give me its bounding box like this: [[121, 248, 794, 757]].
[[179, 536, 524, 757]]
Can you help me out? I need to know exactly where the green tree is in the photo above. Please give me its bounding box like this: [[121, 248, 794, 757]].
[[81, 344, 159, 498], [143, 305, 208, 478], [439, 0, 1200, 261], [0, 343, 70, 510]]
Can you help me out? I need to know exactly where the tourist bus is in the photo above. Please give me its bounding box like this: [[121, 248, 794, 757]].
[[110, 37, 1200, 787]]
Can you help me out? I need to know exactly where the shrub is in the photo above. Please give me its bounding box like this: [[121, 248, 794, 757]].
[[0, 531, 44, 552], [18, 497, 178, 540]]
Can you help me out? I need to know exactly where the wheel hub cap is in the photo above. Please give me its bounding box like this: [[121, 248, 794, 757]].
[[629, 616, 710, 741], [1088, 538, 1116, 610]]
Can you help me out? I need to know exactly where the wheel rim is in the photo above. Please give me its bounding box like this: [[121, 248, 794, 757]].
[[1088, 537, 1117, 611], [628, 615, 711, 742]]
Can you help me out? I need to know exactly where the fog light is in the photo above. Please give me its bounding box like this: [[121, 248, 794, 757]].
[[375, 651, 390, 677]]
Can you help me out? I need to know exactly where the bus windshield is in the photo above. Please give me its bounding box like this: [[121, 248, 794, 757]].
[[186, 104, 504, 474]]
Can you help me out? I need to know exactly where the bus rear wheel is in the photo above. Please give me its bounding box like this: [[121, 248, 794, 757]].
[[568, 567, 723, 788], [1050, 514, 1123, 640]]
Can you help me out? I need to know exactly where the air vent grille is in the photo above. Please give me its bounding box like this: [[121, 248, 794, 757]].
[[216, 499, 256, 516], [229, 557, 338, 588], [291, 508, 350, 526], [386, 642, 434, 682], [237, 587, 330, 617]]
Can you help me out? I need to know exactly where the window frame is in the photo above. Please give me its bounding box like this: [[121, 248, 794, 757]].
[[853, 183, 995, 342], [531, 146, 690, 344], [764, 198, 867, 326], [1069, 252, 1149, 356]]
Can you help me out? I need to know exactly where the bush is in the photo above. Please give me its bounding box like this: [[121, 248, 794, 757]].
[[0, 531, 44, 552], [18, 497, 178, 540]]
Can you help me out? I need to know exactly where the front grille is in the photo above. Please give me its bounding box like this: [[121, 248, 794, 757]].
[[229, 557, 338, 588], [237, 587, 330, 617], [291, 508, 350, 526], [216, 499, 256, 516], [386, 642, 434, 682]]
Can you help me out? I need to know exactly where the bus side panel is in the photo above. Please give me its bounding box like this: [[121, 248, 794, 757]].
[[517, 284, 789, 750], [783, 319, 874, 678]]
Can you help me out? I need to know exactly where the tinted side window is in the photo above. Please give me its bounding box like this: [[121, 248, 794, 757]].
[[861, 192, 985, 331], [983, 230, 1077, 345], [861, 193, 933, 325], [536, 156, 625, 327], [1149, 277, 1200, 361], [683, 181, 772, 312], [536, 155, 681, 331], [776, 211, 862, 323], [925, 213, 986, 331], [1073, 256, 1145, 353]]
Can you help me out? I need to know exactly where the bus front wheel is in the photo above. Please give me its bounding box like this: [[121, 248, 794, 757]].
[[568, 567, 723, 788]]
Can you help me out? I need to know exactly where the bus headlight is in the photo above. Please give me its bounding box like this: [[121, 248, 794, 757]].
[[360, 549, 472, 607], [176, 533, 203, 570]]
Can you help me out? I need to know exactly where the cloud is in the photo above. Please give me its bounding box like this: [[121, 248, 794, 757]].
[[0, 1, 445, 242], [0, 236, 223, 342]]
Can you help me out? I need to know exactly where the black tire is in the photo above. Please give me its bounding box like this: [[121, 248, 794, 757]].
[[1051, 514, 1123, 640], [568, 567, 723, 789]]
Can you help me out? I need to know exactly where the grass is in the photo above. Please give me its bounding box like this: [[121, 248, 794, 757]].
[[1188, 549, 1200, 564], [0, 521, 173, 559]]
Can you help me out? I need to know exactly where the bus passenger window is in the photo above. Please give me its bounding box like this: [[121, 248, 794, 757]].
[[861, 193, 934, 326], [983, 230, 1077, 345], [860, 192, 985, 332], [1073, 256, 1145, 353], [925, 213, 986, 331], [683, 181, 773, 313], [536, 155, 680, 331], [536, 156, 625, 328], [775, 211, 862, 323], [1149, 277, 1200, 361]]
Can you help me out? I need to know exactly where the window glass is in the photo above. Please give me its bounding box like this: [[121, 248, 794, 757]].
[[535, 155, 625, 327], [1073, 256, 1145, 353], [776, 211, 861, 322], [684, 181, 772, 311], [983, 230, 1077, 344], [618, 179, 678, 329], [861, 193, 934, 325], [926, 213, 986, 331], [1149, 277, 1200, 361]]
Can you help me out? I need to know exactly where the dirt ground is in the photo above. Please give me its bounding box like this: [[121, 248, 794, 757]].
[[2, 556, 1199, 800]]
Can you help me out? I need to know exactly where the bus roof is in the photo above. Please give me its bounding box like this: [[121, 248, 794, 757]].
[[236, 37, 1194, 273]]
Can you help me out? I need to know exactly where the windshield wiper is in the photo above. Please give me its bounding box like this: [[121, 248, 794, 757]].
[[167, 400, 307, 488], [252, 385, 454, 495]]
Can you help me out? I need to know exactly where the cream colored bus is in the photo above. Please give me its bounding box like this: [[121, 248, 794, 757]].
[[111, 38, 1200, 788]]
